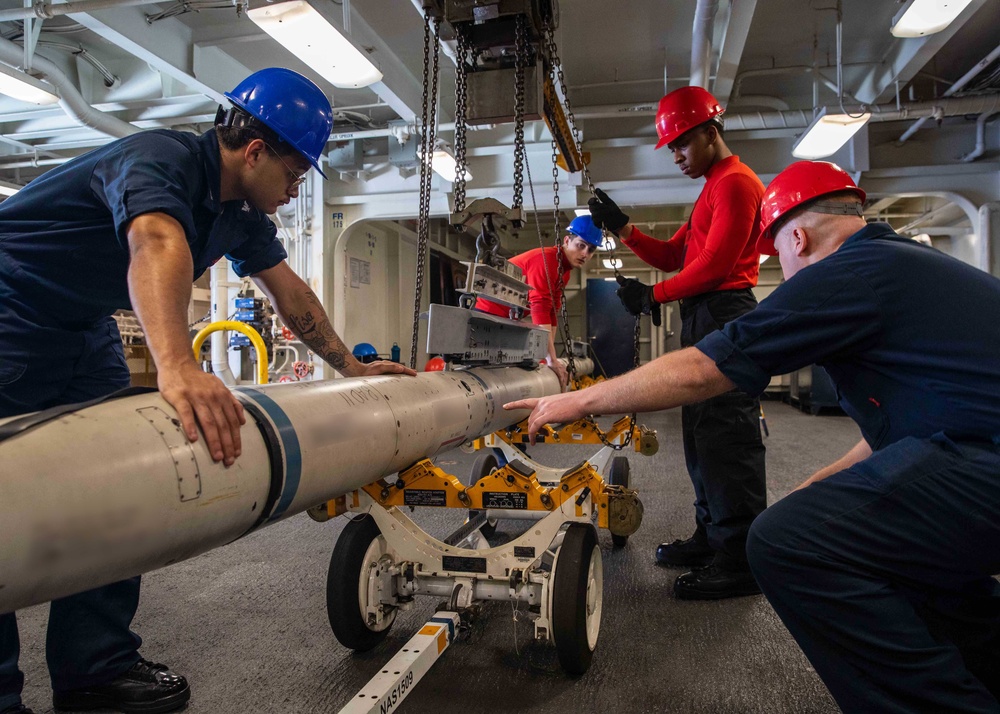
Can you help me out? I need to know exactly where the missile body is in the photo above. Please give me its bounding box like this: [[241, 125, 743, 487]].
[[0, 362, 588, 614]]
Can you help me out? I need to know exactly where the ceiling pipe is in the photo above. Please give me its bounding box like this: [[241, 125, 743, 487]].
[[732, 65, 856, 104], [0, 0, 163, 22], [0, 37, 139, 138], [0, 156, 67, 169], [690, 0, 719, 90], [6, 93, 997, 169], [570, 93, 1000, 132], [897, 42, 1000, 145], [959, 111, 998, 162], [728, 94, 790, 111]]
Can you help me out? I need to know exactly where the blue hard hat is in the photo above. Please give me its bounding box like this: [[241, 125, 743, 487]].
[[566, 215, 604, 248], [225, 68, 334, 178], [352, 342, 378, 363]]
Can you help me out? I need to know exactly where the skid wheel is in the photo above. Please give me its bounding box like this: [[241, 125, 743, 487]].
[[551, 523, 603, 676], [607, 456, 631, 547], [326, 514, 396, 651], [467, 452, 500, 539]]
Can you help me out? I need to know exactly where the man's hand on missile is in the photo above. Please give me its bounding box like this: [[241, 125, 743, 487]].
[[503, 391, 589, 444], [158, 362, 246, 466], [354, 360, 418, 377], [616, 275, 662, 327]]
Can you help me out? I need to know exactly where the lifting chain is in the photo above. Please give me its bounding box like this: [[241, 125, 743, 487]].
[[452, 24, 470, 213], [410, 11, 442, 370], [541, 19, 639, 450], [511, 13, 528, 211], [541, 22, 594, 196]]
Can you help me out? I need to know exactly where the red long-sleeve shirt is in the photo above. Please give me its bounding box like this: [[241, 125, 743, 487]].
[[624, 155, 764, 304], [475, 246, 571, 324]]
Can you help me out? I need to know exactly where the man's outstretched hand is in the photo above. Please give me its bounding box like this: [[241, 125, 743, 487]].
[[504, 391, 589, 444]]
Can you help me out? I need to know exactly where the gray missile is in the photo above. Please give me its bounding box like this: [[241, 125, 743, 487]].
[[0, 361, 590, 614]]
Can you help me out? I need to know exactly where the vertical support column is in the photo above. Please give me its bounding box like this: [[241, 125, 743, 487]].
[[980, 202, 1000, 277]]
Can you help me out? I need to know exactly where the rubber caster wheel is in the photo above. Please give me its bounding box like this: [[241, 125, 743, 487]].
[[326, 514, 396, 651], [467, 451, 500, 538], [607, 456, 630, 547], [550, 523, 603, 675]]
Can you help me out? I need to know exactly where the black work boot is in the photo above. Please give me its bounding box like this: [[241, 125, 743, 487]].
[[673, 562, 762, 600], [655, 534, 713, 567], [52, 658, 190, 713]]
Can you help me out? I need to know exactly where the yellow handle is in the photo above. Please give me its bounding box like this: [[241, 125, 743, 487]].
[[192, 320, 269, 385]]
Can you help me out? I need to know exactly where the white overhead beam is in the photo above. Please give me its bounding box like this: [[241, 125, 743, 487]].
[[866, 196, 902, 213], [853, 0, 989, 105], [71, 6, 252, 104]]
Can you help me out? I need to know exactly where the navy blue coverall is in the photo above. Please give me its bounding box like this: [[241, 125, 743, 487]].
[[0, 128, 285, 708], [697, 223, 1000, 713]]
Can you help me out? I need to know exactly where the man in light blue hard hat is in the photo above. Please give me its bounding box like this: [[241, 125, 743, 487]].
[[476, 215, 603, 387], [0, 67, 414, 714]]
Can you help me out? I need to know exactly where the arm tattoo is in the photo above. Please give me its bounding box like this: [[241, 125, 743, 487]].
[[285, 291, 351, 371]]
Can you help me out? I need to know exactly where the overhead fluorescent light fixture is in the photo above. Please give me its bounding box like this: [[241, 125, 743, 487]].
[[0, 63, 59, 105], [429, 143, 471, 183], [248, 0, 383, 89], [890, 0, 976, 38], [574, 208, 589, 217], [602, 258, 622, 270], [792, 108, 871, 160]]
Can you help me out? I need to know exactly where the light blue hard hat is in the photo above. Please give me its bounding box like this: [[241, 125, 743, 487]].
[[566, 215, 604, 247], [224, 68, 334, 178]]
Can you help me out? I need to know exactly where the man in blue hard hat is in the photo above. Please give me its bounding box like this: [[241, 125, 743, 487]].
[[476, 215, 603, 387], [0, 68, 414, 714]]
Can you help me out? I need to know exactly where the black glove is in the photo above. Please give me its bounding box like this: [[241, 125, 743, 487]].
[[588, 188, 630, 233], [616, 275, 661, 327]]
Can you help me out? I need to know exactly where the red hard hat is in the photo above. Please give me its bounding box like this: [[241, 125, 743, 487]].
[[757, 161, 867, 255], [655, 86, 724, 150], [424, 356, 446, 372]]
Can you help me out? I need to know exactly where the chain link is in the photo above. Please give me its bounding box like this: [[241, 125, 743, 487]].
[[549, 137, 577, 381], [511, 14, 528, 211], [410, 13, 441, 370], [542, 20, 638, 449], [453, 24, 469, 213], [542, 23, 594, 196]]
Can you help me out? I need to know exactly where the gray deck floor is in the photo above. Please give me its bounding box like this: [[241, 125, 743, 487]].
[[16, 400, 860, 713]]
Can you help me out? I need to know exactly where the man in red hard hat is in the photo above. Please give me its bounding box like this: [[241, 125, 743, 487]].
[[508, 160, 1000, 712], [0, 68, 414, 714], [587, 85, 767, 600], [476, 215, 603, 387]]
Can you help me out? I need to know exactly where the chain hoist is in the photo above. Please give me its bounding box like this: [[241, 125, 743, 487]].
[[409, 10, 442, 370], [540, 19, 639, 450], [511, 13, 528, 212], [452, 24, 470, 214]]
